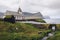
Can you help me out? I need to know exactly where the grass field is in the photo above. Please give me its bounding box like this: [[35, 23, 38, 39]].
[[0, 20, 60, 40], [0, 21, 51, 40]]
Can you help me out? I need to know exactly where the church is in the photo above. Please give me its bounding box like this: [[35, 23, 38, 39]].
[[4, 7, 44, 20]]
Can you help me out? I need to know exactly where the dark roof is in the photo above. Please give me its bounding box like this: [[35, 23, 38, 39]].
[[0, 12, 4, 16]]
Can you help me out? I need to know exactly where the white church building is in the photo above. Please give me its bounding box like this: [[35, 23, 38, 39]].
[[4, 7, 44, 20]]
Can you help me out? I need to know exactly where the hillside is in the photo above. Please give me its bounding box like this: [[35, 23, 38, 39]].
[[0, 21, 50, 40]]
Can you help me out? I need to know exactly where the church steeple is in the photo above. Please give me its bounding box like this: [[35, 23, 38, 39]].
[[18, 7, 22, 14], [17, 7, 24, 20]]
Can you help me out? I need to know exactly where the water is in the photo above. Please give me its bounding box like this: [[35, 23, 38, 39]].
[[17, 19, 60, 24], [42, 32, 54, 40], [42, 25, 56, 40], [42, 36, 48, 40], [44, 19, 60, 24]]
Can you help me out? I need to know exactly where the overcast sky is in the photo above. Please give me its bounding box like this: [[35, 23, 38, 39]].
[[0, 0, 60, 18]]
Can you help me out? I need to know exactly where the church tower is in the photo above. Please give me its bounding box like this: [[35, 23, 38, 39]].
[[17, 7, 24, 20], [18, 7, 22, 14]]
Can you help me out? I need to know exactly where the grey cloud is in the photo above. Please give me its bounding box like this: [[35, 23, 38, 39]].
[[0, 0, 60, 18], [0, 5, 10, 12], [24, 0, 60, 18], [30, 0, 60, 9]]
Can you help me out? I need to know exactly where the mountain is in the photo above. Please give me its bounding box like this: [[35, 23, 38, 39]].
[[0, 12, 4, 15], [0, 12, 4, 18], [22, 12, 33, 16], [23, 12, 44, 18], [0, 12, 44, 19], [43, 16, 50, 19]]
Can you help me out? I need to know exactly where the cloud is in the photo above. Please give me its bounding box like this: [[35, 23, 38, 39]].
[[0, 0, 19, 12], [0, 0, 60, 18], [23, 0, 60, 18]]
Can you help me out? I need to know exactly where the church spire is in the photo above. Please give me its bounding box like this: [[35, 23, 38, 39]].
[[18, 7, 22, 14]]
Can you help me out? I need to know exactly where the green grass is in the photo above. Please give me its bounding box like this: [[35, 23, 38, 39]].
[[35, 19, 46, 23], [0, 21, 51, 40]]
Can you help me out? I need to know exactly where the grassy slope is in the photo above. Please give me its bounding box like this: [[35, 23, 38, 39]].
[[0, 21, 50, 40], [47, 24, 60, 40], [47, 31, 60, 40]]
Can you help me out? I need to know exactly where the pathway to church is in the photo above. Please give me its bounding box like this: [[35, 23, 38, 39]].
[[16, 21, 57, 24], [17, 21, 46, 24]]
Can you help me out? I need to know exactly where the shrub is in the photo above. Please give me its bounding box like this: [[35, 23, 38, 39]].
[[4, 15, 15, 23]]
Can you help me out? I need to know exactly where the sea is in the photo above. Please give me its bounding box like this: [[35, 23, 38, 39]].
[[44, 19, 60, 24]]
